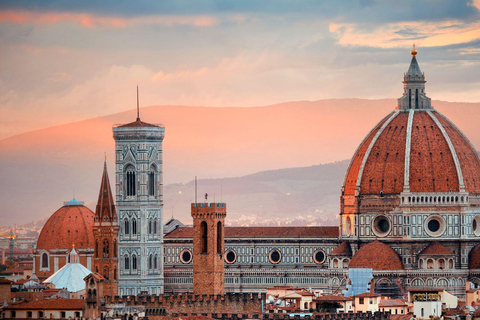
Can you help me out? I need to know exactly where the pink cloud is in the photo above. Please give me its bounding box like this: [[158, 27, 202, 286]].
[[329, 20, 480, 48], [0, 10, 218, 28]]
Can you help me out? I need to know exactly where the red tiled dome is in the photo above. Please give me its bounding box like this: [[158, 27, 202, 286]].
[[469, 244, 480, 269], [36, 202, 95, 251], [349, 240, 404, 270], [343, 109, 480, 196]]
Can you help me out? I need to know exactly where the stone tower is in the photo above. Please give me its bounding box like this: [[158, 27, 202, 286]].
[[92, 161, 119, 297], [113, 108, 165, 295], [191, 202, 226, 295]]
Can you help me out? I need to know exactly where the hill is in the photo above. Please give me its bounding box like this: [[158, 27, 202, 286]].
[[0, 99, 479, 225]]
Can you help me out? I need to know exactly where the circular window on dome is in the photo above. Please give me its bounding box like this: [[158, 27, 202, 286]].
[[314, 250, 326, 264], [473, 215, 480, 237], [179, 249, 192, 264], [372, 215, 391, 237], [269, 249, 282, 264], [424, 215, 446, 237], [225, 250, 237, 264]]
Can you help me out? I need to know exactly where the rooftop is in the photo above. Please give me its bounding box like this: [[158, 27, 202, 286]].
[[166, 226, 339, 238]]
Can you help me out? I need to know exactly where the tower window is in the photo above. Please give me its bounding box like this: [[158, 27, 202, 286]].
[[132, 255, 137, 270], [125, 166, 136, 196], [217, 222, 223, 254], [148, 254, 153, 270], [103, 266, 109, 280], [124, 219, 130, 235], [153, 219, 157, 234], [148, 168, 155, 196], [103, 239, 109, 258], [132, 218, 137, 235], [124, 255, 130, 270], [154, 254, 158, 269], [201, 221, 208, 253]]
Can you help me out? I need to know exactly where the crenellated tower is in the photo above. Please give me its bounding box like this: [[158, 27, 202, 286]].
[[191, 202, 226, 295], [92, 160, 119, 297]]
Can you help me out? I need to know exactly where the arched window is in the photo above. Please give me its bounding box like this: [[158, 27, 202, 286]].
[[153, 219, 157, 234], [148, 166, 155, 196], [124, 219, 130, 235], [132, 255, 137, 270], [125, 165, 136, 196], [103, 239, 109, 258], [154, 254, 158, 269], [132, 218, 137, 235], [124, 255, 130, 270], [113, 240, 117, 258], [201, 221, 208, 253], [148, 254, 153, 270], [103, 266, 109, 280], [41, 253, 48, 268], [217, 222, 223, 254]]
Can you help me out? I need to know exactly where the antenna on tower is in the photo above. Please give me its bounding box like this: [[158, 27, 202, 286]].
[[136, 85, 140, 121], [195, 176, 198, 204]]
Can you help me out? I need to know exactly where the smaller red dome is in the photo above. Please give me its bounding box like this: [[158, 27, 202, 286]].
[[469, 244, 480, 269], [37, 202, 95, 251], [349, 240, 404, 270]]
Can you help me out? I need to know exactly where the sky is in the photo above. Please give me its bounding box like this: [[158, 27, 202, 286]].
[[1, 0, 480, 139]]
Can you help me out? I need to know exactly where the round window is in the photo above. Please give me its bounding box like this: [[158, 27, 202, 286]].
[[314, 250, 326, 264], [372, 215, 391, 237], [179, 249, 192, 264], [428, 219, 440, 232], [424, 215, 446, 237], [269, 249, 282, 264], [473, 215, 480, 236], [225, 250, 237, 264]]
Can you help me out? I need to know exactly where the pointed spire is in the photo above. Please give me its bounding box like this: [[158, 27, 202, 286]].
[[95, 161, 116, 222], [136, 85, 140, 121]]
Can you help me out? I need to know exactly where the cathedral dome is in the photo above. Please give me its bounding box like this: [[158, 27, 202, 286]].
[[37, 200, 95, 251], [343, 53, 480, 198], [469, 243, 480, 269], [349, 240, 404, 270]]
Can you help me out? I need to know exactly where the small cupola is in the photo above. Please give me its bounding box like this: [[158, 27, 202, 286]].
[[398, 45, 432, 110]]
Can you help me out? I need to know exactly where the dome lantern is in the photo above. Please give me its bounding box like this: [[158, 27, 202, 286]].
[[398, 45, 432, 110]]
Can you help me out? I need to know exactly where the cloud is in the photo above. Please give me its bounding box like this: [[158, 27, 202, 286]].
[[330, 20, 480, 48], [0, 10, 219, 28]]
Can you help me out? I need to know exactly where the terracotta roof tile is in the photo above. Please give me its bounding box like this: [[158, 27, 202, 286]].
[[36, 204, 94, 251], [355, 292, 380, 298], [165, 226, 339, 238], [349, 240, 404, 270], [6, 299, 84, 310], [330, 242, 352, 256], [418, 242, 454, 256], [343, 109, 479, 197], [314, 295, 352, 302], [379, 299, 407, 307], [469, 244, 480, 269]]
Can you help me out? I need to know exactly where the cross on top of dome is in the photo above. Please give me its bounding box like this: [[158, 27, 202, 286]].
[[397, 45, 432, 110]]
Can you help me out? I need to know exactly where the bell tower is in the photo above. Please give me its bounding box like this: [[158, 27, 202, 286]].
[[92, 160, 119, 297], [191, 202, 226, 295], [113, 89, 165, 295]]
